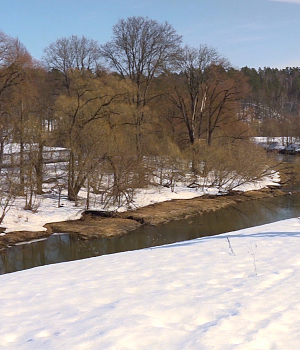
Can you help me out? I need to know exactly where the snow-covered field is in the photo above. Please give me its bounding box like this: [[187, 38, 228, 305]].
[[1, 217, 300, 349], [0, 145, 290, 348]]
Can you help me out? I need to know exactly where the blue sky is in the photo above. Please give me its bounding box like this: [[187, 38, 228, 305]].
[[0, 0, 300, 69]]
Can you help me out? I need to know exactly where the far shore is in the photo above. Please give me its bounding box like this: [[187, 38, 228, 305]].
[[0, 186, 293, 250]]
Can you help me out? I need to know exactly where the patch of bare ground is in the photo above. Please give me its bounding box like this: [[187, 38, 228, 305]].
[[119, 188, 286, 225], [44, 218, 141, 240]]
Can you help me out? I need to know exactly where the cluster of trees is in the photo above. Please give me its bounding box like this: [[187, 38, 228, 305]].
[[242, 66, 300, 138], [0, 17, 278, 213]]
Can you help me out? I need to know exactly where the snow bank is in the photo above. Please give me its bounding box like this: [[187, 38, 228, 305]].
[[0, 218, 300, 349]]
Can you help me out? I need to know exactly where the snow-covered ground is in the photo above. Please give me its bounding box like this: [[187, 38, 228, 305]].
[[1, 217, 300, 349], [1, 171, 280, 233], [253, 136, 300, 152], [253, 136, 300, 144], [0, 142, 281, 233]]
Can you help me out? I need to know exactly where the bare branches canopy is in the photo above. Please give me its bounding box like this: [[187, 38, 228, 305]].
[[101, 16, 182, 104], [43, 35, 102, 90]]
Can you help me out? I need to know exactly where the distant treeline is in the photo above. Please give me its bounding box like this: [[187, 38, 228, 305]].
[[242, 66, 300, 136]]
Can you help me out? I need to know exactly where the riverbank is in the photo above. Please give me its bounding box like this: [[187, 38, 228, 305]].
[[46, 188, 288, 240], [0, 187, 287, 249], [0, 163, 290, 250]]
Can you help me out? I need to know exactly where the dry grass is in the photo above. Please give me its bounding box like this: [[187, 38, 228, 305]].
[[120, 188, 285, 225], [45, 218, 141, 239]]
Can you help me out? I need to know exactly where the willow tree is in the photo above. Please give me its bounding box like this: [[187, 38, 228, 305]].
[[0, 31, 32, 99], [101, 16, 182, 154], [0, 32, 33, 172], [55, 70, 124, 202]]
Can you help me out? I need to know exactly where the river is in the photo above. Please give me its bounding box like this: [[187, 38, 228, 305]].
[[1, 156, 300, 274]]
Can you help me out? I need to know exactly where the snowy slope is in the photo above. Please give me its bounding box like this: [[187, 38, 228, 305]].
[[0, 218, 300, 349]]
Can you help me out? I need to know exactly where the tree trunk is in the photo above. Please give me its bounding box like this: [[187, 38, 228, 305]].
[[35, 142, 44, 195], [19, 140, 25, 193], [67, 149, 76, 201], [0, 137, 4, 175]]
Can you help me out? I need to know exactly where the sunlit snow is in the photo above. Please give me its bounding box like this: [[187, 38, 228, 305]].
[[0, 218, 300, 349]]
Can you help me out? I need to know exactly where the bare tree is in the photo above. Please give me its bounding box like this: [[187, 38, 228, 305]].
[[0, 168, 20, 223], [204, 65, 246, 146], [190, 138, 275, 192], [0, 32, 32, 171], [10, 63, 46, 194], [101, 16, 182, 104], [0, 32, 32, 103], [0, 31, 31, 93], [55, 70, 122, 202], [101, 16, 182, 153], [168, 45, 238, 145], [43, 35, 101, 91]]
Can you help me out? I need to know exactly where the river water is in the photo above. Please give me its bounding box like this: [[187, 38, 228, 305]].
[[1, 156, 300, 274]]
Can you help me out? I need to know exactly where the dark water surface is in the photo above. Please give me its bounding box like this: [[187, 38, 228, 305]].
[[1, 190, 300, 274]]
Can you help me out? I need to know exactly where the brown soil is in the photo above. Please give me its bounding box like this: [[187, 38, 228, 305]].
[[44, 218, 141, 240], [0, 187, 291, 250], [119, 188, 286, 225]]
